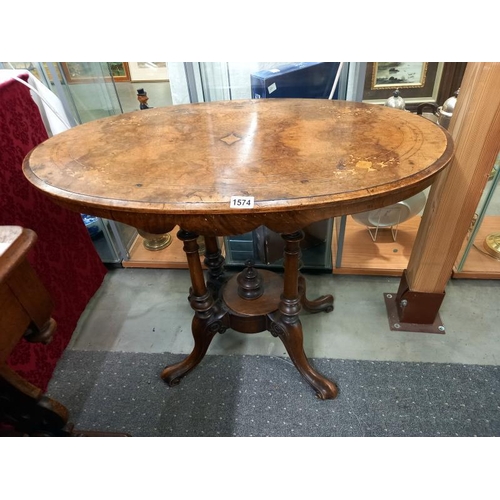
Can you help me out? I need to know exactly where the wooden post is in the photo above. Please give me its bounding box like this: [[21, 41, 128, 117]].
[[392, 62, 500, 327]]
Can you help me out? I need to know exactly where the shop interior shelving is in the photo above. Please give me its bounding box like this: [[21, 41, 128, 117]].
[[331, 215, 421, 276], [123, 226, 224, 270]]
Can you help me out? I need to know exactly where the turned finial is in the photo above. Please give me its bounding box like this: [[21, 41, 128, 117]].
[[237, 259, 264, 300]]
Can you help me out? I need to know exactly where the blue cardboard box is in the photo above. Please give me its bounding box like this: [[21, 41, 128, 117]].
[[250, 62, 341, 100]]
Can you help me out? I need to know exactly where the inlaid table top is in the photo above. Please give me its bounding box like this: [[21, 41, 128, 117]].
[[23, 99, 453, 236]]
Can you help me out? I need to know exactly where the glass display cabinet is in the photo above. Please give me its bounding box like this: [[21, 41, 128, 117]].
[[224, 220, 334, 273], [453, 152, 500, 278], [82, 217, 137, 265], [331, 190, 428, 276], [1, 61, 174, 268], [331, 151, 500, 280]]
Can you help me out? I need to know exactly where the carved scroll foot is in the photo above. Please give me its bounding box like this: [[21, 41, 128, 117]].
[[298, 275, 334, 314], [161, 312, 228, 386], [268, 313, 338, 400]]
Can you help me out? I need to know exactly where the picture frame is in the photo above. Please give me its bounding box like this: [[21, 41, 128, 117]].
[[61, 62, 131, 83], [371, 62, 428, 90], [362, 62, 467, 111], [128, 62, 169, 82], [363, 62, 441, 105]]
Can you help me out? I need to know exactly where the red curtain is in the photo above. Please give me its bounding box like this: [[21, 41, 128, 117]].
[[0, 74, 108, 391]]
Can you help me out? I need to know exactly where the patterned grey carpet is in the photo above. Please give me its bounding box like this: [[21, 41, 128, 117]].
[[46, 350, 500, 437]]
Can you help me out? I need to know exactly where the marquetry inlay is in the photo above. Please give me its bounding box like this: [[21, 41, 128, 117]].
[[220, 133, 241, 145]]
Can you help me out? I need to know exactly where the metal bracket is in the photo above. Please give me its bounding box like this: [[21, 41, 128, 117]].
[[384, 270, 446, 334], [384, 293, 445, 334]]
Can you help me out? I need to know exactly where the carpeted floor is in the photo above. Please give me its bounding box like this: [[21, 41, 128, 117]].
[[46, 350, 500, 437]]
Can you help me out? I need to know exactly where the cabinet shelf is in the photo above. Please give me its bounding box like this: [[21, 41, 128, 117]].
[[123, 231, 192, 269], [123, 227, 224, 269], [331, 216, 421, 276], [453, 215, 500, 279]]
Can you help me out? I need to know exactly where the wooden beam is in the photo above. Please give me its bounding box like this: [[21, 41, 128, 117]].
[[406, 62, 500, 294]]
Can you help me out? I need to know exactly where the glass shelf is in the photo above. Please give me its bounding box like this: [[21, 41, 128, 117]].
[[454, 152, 500, 278]]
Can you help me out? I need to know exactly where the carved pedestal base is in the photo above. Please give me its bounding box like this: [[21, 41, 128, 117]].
[[161, 230, 338, 400]]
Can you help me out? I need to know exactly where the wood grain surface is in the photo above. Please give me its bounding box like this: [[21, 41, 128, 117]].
[[23, 99, 453, 236], [0, 226, 36, 283]]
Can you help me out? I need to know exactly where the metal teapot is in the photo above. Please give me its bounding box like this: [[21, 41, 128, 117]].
[[385, 89, 406, 110], [416, 88, 459, 130]]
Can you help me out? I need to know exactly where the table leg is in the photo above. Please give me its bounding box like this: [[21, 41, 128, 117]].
[[203, 235, 226, 296], [268, 231, 338, 400], [161, 230, 228, 386], [298, 275, 334, 313]]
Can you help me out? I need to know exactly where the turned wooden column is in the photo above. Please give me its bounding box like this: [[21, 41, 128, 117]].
[[203, 236, 226, 295], [160, 229, 230, 386], [394, 62, 500, 326], [177, 229, 213, 316], [279, 232, 303, 323]]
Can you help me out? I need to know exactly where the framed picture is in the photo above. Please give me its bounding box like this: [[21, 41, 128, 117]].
[[362, 62, 467, 111], [108, 62, 131, 81], [363, 62, 441, 105], [371, 62, 428, 90], [128, 62, 169, 82], [61, 62, 131, 83]]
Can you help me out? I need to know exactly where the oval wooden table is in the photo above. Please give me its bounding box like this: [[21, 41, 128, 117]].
[[23, 99, 454, 399]]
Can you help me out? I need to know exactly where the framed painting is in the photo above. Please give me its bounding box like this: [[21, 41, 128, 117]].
[[371, 62, 429, 90], [108, 62, 131, 81], [363, 62, 441, 104], [128, 62, 169, 82], [61, 62, 131, 83]]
